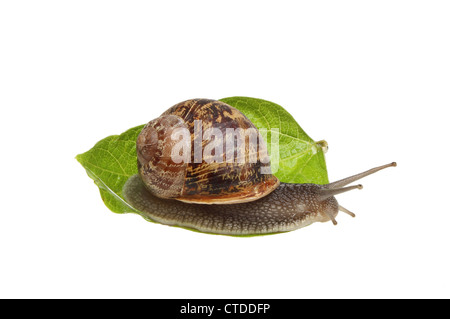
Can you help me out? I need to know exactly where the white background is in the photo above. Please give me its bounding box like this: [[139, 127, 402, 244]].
[[1, 1, 449, 299]]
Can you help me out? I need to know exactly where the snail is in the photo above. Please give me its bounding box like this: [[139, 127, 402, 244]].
[[122, 98, 396, 235]]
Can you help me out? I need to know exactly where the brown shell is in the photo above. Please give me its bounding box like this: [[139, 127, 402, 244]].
[[137, 98, 280, 204]]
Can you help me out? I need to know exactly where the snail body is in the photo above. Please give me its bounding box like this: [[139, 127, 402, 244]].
[[123, 99, 396, 235]]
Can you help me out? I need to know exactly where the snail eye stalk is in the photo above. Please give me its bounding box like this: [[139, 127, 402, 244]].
[[327, 162, 397, 189], [319, 184, 363, 201]]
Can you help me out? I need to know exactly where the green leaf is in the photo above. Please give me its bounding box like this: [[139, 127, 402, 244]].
[[219, 96, 329, 184], [76, 125, 144, 214], [76, 97, 328, 235]]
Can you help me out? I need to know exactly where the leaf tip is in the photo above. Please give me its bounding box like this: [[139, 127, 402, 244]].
[[315, 140, 329, 153], [75, 152, 87, 166]]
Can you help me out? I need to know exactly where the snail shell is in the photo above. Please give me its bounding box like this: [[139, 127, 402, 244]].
[[136, 99, 280, 204]]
